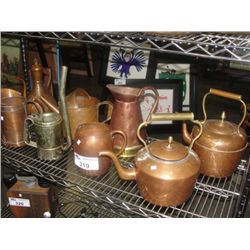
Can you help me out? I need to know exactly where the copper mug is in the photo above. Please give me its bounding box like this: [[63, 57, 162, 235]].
[[73, 122, 127, 177], [1, 96, 42, 147]]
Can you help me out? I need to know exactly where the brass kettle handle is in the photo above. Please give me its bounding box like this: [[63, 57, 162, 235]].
[[139, 86, 159, 121], [137, 112, 203, 153], [202, 88, 247, 132]]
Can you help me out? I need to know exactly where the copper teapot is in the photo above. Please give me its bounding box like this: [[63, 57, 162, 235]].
[[99, 112, 202, 207], [182, 88, 248, 178]]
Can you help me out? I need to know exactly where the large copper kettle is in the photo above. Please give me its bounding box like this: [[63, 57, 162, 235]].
[[99, 112, 202, 207], [182, 88, 248, 178]]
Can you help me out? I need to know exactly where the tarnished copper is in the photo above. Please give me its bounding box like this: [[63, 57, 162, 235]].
[[182, 88, 248, 178], [99, 112, 202, 207], [74, 122, 127, 177], [1, 97, 42, 148], [107, 84, 159, 157], [26, 59, 57, 114]]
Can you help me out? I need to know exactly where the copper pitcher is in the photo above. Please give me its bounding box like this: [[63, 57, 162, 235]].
[[106, 84, 159, 158], [182, 88, 248, 178], [1, 96, 42, 148], [73, 122, 127, 177], [99, 112, 202, 207], [26, 59, 57, 114]]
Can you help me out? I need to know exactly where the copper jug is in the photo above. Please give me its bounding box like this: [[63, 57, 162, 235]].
[[99, 112, 202, 207], [26, 59, 57, 114], [73, 122, 127, 177], [182, 88, 248, 178], [106, 84, 159, 158], [1, 96, 42, 148], [24, 66, 72, 161]]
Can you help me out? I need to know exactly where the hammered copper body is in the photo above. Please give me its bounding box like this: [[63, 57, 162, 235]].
[[100, 113, 202, 207], [74, 122, 126, 177], [27, 59, 57, 114], [107, 84, 159, 157], [182, 88, 248, 178]]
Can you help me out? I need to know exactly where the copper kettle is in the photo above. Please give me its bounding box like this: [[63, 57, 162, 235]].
[[182, 88, 248, 178], [99, 112, 202, 207]]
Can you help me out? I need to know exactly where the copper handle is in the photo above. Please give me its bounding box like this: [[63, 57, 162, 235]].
[[15, 77, 27, 98], [137, 112, 203, 153], [24, 116, 38, 148], [97, 101, 113, 123], [111, 130, 127, 156], [139, 86, 159, 121], [26, 100, 44, 114], [203, 88, 246, 131], [43, 68, 53, 97]]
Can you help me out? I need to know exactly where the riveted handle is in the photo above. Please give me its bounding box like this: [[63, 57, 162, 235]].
[[202, 88, 246, 131], [137, 112, 203, 153]]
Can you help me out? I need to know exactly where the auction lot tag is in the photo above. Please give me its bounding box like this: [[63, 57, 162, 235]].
[[8, 197, 30, 207], [74, 152, 99, 170]]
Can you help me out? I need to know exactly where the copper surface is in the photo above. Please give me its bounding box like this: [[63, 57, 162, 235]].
[[1, 96, 26, 147], [182, 88, 248, 178], [107, 84, 159, 157], [74, 122, 127, 177], [101, 112, 201, 207], [27, 59, 57, 114]]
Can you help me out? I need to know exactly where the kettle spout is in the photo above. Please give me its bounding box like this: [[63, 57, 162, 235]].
[[99, 151, 136, 180], [182, 122, 192, 145]]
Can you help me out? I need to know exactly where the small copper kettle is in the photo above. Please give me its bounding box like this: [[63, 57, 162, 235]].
[[99, 112, 202, 207], [182, 88, 248, 178]]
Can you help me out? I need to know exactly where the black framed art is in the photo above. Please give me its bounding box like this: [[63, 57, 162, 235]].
[[125, 78, 183, 125], [146, 54, 197, 114]]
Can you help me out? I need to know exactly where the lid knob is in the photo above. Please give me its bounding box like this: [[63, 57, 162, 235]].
[[167, 136, 173, 148], [221, 111, 226, 122]]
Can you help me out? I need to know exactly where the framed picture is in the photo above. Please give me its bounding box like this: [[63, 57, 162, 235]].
[[100, 40, 152, 85], [125, 79, 183, 124], [147, 56, 196, 113]]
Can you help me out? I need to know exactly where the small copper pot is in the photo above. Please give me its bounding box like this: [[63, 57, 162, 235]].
[[73, 122, 126, 177]]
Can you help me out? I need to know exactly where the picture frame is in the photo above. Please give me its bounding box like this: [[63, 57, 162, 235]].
[[146, 55, 197, 113], [125, 79, 183, 125], [99, 41, 153, 86]]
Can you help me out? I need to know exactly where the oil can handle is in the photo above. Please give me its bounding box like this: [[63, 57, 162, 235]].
[[202, 88, 247, 131], [24, 116, 38, 148], [137, 112, 203, 152], [139, 86, 159, 121]]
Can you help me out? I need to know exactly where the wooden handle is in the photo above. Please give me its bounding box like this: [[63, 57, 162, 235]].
[[209, 88, 242, 101]]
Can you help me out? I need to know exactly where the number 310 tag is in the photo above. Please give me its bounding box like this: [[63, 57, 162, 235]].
[[74, 152, 99, 170]]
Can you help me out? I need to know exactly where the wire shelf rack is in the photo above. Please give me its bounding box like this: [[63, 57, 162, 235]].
[[1, 143, 249, 218], [2, 32, 250, 63]]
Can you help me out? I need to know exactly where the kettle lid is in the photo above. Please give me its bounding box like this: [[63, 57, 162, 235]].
[[148, 136, 188, 161]]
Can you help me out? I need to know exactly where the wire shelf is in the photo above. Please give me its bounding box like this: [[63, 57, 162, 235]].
[[2, 32, 250, 63], [1, 144, 249, 218]]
